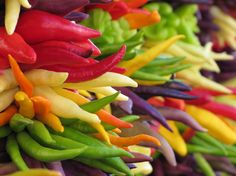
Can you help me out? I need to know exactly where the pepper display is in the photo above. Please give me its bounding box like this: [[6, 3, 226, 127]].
[[1, 0, 236, 176]]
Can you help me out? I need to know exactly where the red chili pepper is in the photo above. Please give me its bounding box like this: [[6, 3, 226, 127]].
[[147, 97, 164, 107], [44, 45, 126, 82], [33, 40, 93, 58], [110, 66, 126, 74], [72, 39, 101, 56], [182, 128, 195, 142], [0, 28, 36, 69], [121, 0, 148, 8], [164, 98, 185, 110], [201, 101, 236, 121], [87, 2, 130, 20], [16, 10, 101, 44], [185, 88, 213, 105], [21, 45, 90, 71]]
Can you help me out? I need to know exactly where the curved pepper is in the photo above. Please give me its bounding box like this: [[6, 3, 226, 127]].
[[185, 105, 236, 145], [159, 121, 187, 156], [15, 91, 35, 119], [0, 105, 17, 126], [15, 10, 100, 44]]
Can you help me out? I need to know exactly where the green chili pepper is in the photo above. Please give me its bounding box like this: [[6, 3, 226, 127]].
[[75, 158, 125, 175], [0, 126, 12, 138], [102, 157, 133, 176], [10, 114, 33, 133], [6, 134, 29, 171], [131, 70, 169, 81], [123, 51, 137, 61], [27, 120, 55, 145], [70, 115, 140, 133], [187, 144, 226, 156], [194, 153, 215, 176], [49, 134, 132, 159], [16, 132, 87, 162], [143, 56, 185, 68], [195, 132, 227, 155], [80, 92, 119, 113]]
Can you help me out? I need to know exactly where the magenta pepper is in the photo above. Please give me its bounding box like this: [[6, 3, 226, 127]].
[[0, 28, 36, 69], [21, 45, 90, 71], [201, 101, 236, 121], [43, 45, 126, 82], [16, 10, 101, 44]]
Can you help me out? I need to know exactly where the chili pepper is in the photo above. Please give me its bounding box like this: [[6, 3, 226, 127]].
[[80, 92, 119, 112], [17, 132, 87, 162], [50, 134, 132, 159], [0, 105, 17, 126], [201, 101, 236, 121], [6, 134, 29, 171], [185, 105, 236, 145], [131, 71, 169, 82], [34, 40, 93, 58], [164, 98, 185, 110], [162, 80, 192, 91], [117, 87, 171, 130], [122, 151, 152, 163], [16, 10, 100, 44], [75, 158, 124, 175], [94, 133, 161, 147], [70, 115, 139, 133], [195, 132, 228, 154], [9, 113, 33, 133], [122, 0, 147, 8], [147, 97, 164, 107], [15, 91, 35, 119], [0, 28, 36, 68], [96, 93, 112, 113], [87, 87, 129, 101], [143, 56, 185, 68], [124, 10, 160, 29], [0, 69, 17, 93], [101, 157, 132, 176], [90, 122, 111, 145], [0, 126, 12, 138], [64, 45, 126, 82], [134, 79, 169, 86], [133, 85, 197, 100], [194, 153, 215, 176], [44, 161, 65, 176], [9, 169, 62, 176], [27, 120, 55, 145], [0, 88, 18, 112], [5, 0, 21, 35], [187, 144, 225, 156], [156, 107, 206, 132], [34, 86, 100, 123], [18, 0, 31, 8], [8, 55, 34, 97], [119, 35, 184, 76]]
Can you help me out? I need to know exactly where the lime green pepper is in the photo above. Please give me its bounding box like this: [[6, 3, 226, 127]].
[[194, 153, 215, 176], [10, 113, 33, 133], [0, 126, 12, 138]]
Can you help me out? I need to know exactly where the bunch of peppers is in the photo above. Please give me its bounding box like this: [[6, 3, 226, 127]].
[[1, 0, 236, 176]]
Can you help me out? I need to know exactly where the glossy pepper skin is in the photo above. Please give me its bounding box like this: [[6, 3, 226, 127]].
[[15, 10, 101, 44], [0, 28, 36, 69]]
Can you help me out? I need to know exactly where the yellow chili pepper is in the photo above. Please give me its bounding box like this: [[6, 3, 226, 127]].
[[0, 87, 18, 112], [25, 69, 68, 87], [91, 122, 111, 145], [34, 86, 100, 124], [119, 35, 184, 76], [159, 121, 187, 156], [18, 0, 31, 8], [15, 91, 35, 119], [62, 72, 138, 89], [185, 105, 236, 145], [78, 90, 92, 98], [220, 116, 236, 134], [87, 87, 128, 101], [134, 76, 171, 86], [5, 0, 21, 35], [9, 169, 62, 176]]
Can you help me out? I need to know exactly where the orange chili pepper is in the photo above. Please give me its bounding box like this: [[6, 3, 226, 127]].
[[124, 10, 160, 29], [31, 96, 64, 132], [164, 98, 185, 110], [112, 128, 122, 133], [182, 127, 196, 142], [94, 133, 161, 147], [147, 97, 164, 107], [0, 105, 17, 126], [8, 55, 33, 97]]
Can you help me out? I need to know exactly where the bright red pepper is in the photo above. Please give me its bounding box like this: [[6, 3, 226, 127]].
[[110, 66, 126, 74], [21, 45, 90, 71], [43, 45, 126, 82], [164, 98, 185, 111], [201, 101, 236, 121], [15, 10, 101, 44], [0, 28, 36, 69], [72, 39, 101, 56]]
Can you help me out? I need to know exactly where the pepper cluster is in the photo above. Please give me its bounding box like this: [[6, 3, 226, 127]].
[[1, 0, 236, 176]]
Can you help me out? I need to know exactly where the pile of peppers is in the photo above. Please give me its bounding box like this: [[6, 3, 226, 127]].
[[1, 0, 236, 176]]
